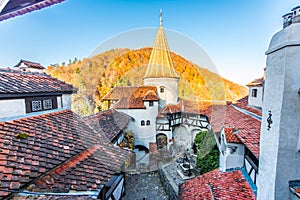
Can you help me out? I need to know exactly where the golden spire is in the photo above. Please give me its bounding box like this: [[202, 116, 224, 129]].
[[144, 9, 179, 79]]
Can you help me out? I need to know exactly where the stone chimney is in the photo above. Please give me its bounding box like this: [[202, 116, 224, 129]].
[[283, 6, 300, 28], [292, 6, 300, 23], [282, 13, 292, 28]]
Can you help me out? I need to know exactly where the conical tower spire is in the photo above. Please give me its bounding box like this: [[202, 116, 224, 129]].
[[144, 10, 179, 79]]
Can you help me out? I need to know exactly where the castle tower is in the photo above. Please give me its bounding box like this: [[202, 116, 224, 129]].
[[257, 6, 300, 199], [144, 10, 179, 105]]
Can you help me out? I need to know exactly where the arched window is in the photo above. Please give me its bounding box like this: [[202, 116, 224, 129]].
[[160, 86, 165, 93], [141, 120, 145, 126], [146, 120, 150, 126]]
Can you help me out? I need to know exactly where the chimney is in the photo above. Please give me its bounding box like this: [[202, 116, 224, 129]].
[[282, 12, 292, 28], [292, 6, 300, 24]]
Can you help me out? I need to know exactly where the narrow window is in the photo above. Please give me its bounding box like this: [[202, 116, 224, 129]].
[[160, 87, 165, 93], [43, 99, 53, 110], [141, 120, 145, 126], [252, 89, 257, 97], [31, 100, 42, 111], [146, 120, 150, 126], [149, 101, 153, 107]]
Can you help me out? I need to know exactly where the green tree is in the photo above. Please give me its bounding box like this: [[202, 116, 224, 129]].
[[194, 130, 219, 174]]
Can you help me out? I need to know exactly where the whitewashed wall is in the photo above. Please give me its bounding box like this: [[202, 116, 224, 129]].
[[144, 77, 178, 105], [248, 86, 263, 108], [0, 99, 26, 119], [62, 94, 71, 109], [116, 101, 158, 149]]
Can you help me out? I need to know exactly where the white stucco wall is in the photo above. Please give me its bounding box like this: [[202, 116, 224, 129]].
[[116, 101, 158, 149], [248, 86, 263, 108], [16, 63, 44, 73], [219, 129, 245, 172], [57, 96, 62, 109], [0, 99, 26, 119], [144, 77, 179, 105], [258, 22, 300, 200], [62, 94, 71, 109]]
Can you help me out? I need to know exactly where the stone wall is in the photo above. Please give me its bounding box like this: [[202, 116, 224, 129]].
[[158, 167, 178, 200]]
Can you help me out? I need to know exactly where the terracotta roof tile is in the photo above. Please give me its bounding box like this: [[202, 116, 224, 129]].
[[14, 59, 45, 70], [105, 86, 159, 109], [0, 69, 76, 95], [0, 110, 131, 198], [224, 127, 241, 143], [83, 109, 131, 142], [234, 96, 262, 116], [200, 101, 261, 158], [179, 169, 256, 200], [246, 77, 264, 87]]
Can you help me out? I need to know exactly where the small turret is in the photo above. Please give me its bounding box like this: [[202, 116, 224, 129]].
[[282, 13, 292, 28], [291, 6, 300, 23], [282, 6, 300, 28]]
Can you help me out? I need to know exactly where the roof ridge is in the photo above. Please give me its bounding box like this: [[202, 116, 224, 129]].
[[54, 144, 99, 175]]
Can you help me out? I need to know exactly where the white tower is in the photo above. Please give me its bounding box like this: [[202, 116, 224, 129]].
[[144, 10, 179, 106], [257, 6, 300, 199]]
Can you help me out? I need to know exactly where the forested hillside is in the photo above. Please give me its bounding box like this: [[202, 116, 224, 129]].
[[46, 48, 247, 116]]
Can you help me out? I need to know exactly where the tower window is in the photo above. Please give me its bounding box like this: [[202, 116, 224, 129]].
[[149, 101, 153, 107], [141, 120, 145, 126], [160, 87, 165, 93], [252, 89, 257, 97], [146, 120, 150, 126]]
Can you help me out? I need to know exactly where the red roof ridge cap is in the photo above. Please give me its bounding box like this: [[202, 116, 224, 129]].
[[55, 144, 99, 175]]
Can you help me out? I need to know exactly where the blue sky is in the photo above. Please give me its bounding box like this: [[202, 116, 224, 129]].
[[0, 0, 299, 85]]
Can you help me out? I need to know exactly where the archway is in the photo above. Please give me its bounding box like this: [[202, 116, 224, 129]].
[[134, 145, 149, 153], [156, 133, 167, 149]]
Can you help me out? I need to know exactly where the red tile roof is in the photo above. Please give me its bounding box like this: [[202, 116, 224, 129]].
[[14, 59, 45, 70], [179, 169, 256, 200], [0, 0, 65, 22], [0, 69, 76, 95], [246, 77, 264, 87], [200, 100, 261, 158], [160, 99, 212, 115], [225, 105, 261, 158], [234, 96, 262, 116], [224, 127, 241, 143], [0, 110, 131, 198], [33, 143, 130, 193], [104, 86, 159, 109], [83, 109, 131, 142]]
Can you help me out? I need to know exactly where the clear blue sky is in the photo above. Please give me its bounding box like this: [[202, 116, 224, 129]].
[[0, 0, 299, 85]]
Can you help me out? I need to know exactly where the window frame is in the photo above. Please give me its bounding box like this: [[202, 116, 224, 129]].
[[43, 99, 53, 110], [149, 101, 154, 107], [252, 88, 258, 97], [31, 100, 42, 111], [146, 120, 150, 126]]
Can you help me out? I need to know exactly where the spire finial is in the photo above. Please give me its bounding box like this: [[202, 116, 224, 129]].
[[160, 9, 163, 26]]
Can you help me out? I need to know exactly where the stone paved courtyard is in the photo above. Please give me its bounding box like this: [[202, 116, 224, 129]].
[[123, 172, 169, 200]]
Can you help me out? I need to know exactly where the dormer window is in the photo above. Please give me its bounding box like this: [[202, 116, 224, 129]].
[[149, 101, 153, 107], [26, 96, 58, 113], [32, 100, 42, 111], [252, 89, 258, 97], [43, 99, 53, 110], [160, 87, 165, 93]]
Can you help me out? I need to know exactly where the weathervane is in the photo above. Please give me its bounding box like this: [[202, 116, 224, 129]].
[[160, 9, 163, 26]]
